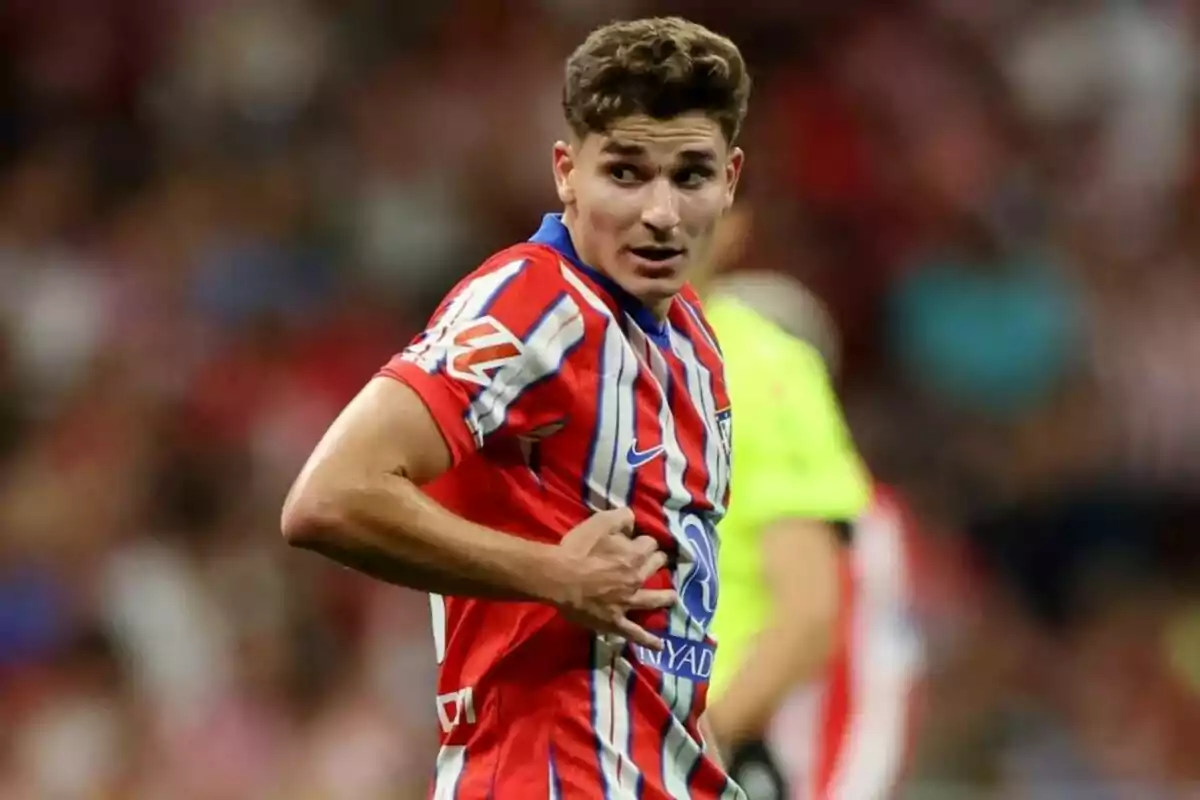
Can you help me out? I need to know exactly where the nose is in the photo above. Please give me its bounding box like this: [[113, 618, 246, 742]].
[[641, 178, 680, 237]]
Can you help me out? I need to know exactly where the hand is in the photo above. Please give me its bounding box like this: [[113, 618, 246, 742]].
[[548, 507, 677, 650]]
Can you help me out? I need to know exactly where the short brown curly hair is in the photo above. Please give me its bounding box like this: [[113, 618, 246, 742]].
[[563, 17, 752, 145]]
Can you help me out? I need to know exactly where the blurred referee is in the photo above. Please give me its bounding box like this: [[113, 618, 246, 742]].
[[698, 209, 872, 799]]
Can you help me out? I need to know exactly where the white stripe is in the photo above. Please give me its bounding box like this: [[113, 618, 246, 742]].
[[468, 293, 586, 440], [564, 261, 715, 796], [631, 327, 706, 792], [565, 264, 642, 797], [430, 593, 447, 665], [561, 261, 640, 512], [592, 639, 640, 797], [667, 329, 728, 664], [668, 326, 727, 518], [827, 506, 922, 800], [612, 654, 635, 792], [404, 259, 527, 371], [679, 297, 722, 356], [582, 324, 637, 510], [549, 757, 561, 800], [608, 340, 638, 506], [593, 642, 618, 797], [662, 719, 700, 799], [560, 262, 610, 312], [432, 745, 466, 800]]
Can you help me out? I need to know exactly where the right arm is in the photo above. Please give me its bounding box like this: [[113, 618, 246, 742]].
[[281, 258, 675, 647], [281, 376, 561, 602], [281, 376, 673, 648]]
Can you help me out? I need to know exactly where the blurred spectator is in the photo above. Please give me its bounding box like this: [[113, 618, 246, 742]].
[[889, 242, 1082, 419]]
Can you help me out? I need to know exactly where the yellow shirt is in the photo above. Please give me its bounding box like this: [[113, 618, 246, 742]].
[[706, 294, 871, 699]]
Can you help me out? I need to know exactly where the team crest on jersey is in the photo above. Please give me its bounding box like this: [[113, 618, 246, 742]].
[[442, 315, 525, 386], [716, 407, 732, 459]]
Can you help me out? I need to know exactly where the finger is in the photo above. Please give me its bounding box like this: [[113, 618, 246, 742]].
[[627, 588, 677, 610], [614, 617, 664, 651], [630, 535, 659, 556], [636, 550, 668, 581]]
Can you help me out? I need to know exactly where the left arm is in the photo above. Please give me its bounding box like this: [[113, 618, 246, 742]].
[[705, 517, 842, 752]]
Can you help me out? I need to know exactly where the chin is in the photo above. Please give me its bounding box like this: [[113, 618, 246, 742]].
[[621, 263, 689, 299], [630, 275, 687, 310], [599, 258, 690, 311]]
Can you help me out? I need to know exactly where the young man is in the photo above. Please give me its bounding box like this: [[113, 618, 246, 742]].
[[281, 17, 750, 800]]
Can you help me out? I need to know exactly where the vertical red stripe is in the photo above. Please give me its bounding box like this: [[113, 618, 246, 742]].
[[627, 370, 674, 634], [687, 749, 731, 798], [812, 553, 856, 799], [663, 349, 713, 507], [665, 305, 730, 517], [447, 746, 494, 800], [632, 366, 668, 502], [627, 671, 667, 798], [546, 667, 608, 798]]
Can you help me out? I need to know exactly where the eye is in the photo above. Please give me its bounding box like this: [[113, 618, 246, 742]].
[[607, 164, 642, 185], [674, 167, 715, 189]]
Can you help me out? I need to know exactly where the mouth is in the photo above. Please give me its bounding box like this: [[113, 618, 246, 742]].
[[627, 245, 686, 272]]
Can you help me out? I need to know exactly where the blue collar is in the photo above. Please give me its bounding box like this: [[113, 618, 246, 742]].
[[529, 213, 668, 342]]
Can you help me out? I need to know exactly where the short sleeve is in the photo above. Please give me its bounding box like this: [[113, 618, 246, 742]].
[[379, 255, 586, 464], [726, 338, 871, 531]]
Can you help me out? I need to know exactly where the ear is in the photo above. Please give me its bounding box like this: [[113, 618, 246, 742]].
[[552, 140, 576, 205], [724, 147, 745, 211]]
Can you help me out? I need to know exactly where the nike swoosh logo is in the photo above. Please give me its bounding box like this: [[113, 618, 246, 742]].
[[626, 443, 666, 469]]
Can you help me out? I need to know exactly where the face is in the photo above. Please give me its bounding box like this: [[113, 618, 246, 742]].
[[553, 113, 743, 315]]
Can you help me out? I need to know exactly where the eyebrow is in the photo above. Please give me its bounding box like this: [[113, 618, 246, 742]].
[[601, 141, 647, 157], [601, 141, 718, 163]]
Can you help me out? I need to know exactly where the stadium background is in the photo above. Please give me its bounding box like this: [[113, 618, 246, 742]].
[[2, 0, 1200, 796]]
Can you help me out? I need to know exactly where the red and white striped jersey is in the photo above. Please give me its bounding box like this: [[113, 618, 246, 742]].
[[380, 214, 744, 800]]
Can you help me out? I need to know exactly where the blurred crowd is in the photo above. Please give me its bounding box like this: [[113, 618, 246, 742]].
[[2, 0, 1200, 797]]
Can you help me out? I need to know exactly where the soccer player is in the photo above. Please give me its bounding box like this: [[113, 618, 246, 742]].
[[281, 17, 751, 800]]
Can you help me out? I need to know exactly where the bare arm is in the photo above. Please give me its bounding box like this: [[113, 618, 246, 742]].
[[706, 518, 841, 751], [281, 377, 675, 649], [281, 377, 564, 601]]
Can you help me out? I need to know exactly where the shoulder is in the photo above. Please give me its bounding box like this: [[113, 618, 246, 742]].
[[413, 245, 629, 384], [440, 244, 566, 306], [446, 244, 624, 317], [426, 244, 593, 339]]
